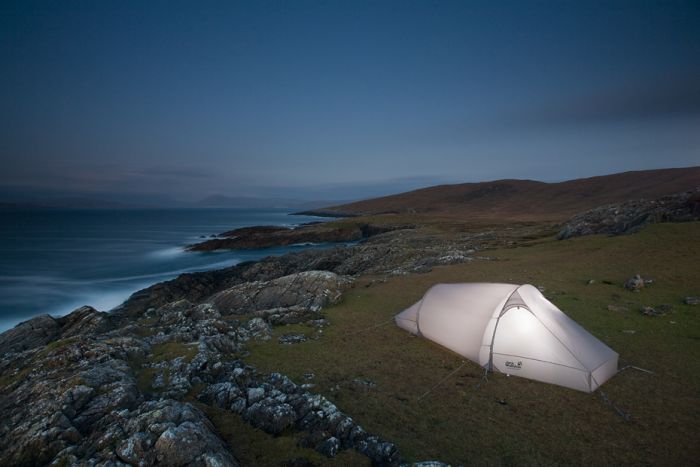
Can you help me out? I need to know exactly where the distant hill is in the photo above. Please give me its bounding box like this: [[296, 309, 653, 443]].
[[0, 196, 141, 209], [196, 194, 348, 210], [303, 167, 700, 221]]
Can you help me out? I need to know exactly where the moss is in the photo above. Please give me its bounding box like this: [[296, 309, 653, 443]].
[[0, 366, 32, 391], [35, 337, 80, 360], [149, 341, 199, 363]]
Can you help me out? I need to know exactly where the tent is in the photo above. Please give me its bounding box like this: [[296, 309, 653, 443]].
[[395, 283, 618, 392]]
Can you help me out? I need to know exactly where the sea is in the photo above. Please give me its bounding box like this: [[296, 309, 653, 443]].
[[0, 208, 332, 332]]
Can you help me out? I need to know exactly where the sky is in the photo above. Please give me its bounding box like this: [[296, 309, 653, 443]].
[[1, 0, 699, 202]]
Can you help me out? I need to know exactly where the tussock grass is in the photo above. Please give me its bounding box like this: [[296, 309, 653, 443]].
[[246, 222, 700, 465]]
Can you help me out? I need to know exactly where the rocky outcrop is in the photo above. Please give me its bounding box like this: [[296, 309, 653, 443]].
[[208, 270, 352, 315], [558, 189, 700, 239], [120, 400, 237, 466], [114, 225, 494, 320], [0, 313, 60, 355], [0, 255, 407, 465], [0, 335, 157, 465], [0, 214, 514, 465], [187, 222, 401, 251], [0, 306, 112, 355], [198, 367, 400, 465]]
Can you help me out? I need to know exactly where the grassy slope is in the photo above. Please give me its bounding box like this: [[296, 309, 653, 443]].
[[245, 222, 700, 466], [316, 166, 700, 221]]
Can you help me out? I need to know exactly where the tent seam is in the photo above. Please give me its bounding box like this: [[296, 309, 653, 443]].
[[488, 285, 522, 371], [527, 307, 589, 372]]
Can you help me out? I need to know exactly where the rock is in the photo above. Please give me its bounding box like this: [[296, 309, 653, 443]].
[[353, 378, 377, 388], [155, 420, 230, 465], [0, 329, 243, 466], [0, 313, 60, 354], [209, 271, 352, 316], [316, 436, 340, 457], [279, 333, 308, 345], [641, 306, 665, 317], [587, 279, 595, 285], [624, 275, 646, 291], [684, 296, 700, 305], [247, 387, 265, 404], [116, 432, 154, 465], [187, 223, 401, 252], [245, 400, 297, 435], [57, 306, 111, 338], [244, 318, 272, 341], [254, 306, 324, 325], [558, 188, 700, 239]]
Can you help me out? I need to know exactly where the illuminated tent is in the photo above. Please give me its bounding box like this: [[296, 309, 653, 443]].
[[395, 283, 618, 392]]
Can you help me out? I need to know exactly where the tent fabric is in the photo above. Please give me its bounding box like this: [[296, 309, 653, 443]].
[[395, 283, 618, 392]]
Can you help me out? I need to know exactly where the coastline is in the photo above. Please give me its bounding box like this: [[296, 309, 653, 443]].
[[0, 188, 700, 466], [0, 208, 331, 333], [2, 194, 699, 464], [0, 210, 487, 465]]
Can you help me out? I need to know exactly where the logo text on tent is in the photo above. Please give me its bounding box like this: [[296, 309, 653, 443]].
[[505, 360, 523, 370]]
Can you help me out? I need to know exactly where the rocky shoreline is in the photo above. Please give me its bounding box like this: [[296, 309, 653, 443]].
[[186, 222, 405, 251], [1, 220, 501, 466], [5, 189, 693, 465]]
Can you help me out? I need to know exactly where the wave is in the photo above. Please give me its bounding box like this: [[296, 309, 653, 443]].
[[148, 246, 186, 259]]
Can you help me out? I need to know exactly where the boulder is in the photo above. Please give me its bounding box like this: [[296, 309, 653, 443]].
[[624, 275, 646, 291], [0, 314, 60, 354], [208, 271, 352, 315], [316, 436, 340, 457], [245, 400, 297, 435], [279, 334, 308, 345], [641, 306, 664, 317], [684, 296, 700, 306]]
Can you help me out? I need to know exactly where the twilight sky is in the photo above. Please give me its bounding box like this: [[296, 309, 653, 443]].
[[1, 0, 699, 201]]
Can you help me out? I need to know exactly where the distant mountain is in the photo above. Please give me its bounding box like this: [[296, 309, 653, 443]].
[[0, 188, 190, 209], [196, 194, 348, 210], [303, 166, 700, 221], [0, 196, 144, 209]]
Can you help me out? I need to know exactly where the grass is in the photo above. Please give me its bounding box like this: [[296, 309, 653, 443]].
[[149, 341, 200, 363], [244, 222, 700, 466], [132, 341, 199, 393], [199, 403, 370, 466]]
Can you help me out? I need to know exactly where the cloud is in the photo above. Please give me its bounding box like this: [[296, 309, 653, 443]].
[[127, 167, 211, 180], [526, 73, 700, 126]]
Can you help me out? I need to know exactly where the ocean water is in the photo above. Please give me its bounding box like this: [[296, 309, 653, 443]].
[[0, 208, 330, 332]]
